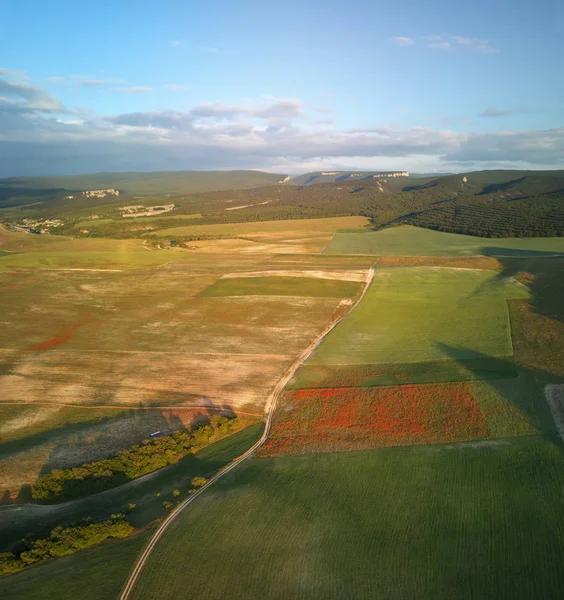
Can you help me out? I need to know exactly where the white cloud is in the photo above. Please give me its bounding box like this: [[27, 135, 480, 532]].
[[425, 34, 500, 54], [0, 77, 66, 112], [393, 36, 415, 46], [171, 40, 185, 48], [190, 99, 304, 122], [199, 45, 218, 53], [397, 107, 410, 113], [0, 80, 562, 176]]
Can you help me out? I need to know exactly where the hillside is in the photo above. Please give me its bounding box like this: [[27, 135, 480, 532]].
[[1, 169, 563, 239], [0, 170, 288, 209], [399, 172, 564, 237], [291, 170, 409, 185]]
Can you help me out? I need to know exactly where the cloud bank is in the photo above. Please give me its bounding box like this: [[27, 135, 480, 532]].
[[0, 75, 561, 176]]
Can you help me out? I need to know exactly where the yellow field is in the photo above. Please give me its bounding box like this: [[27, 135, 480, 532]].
[[154, 215, 370, 237], [0, 224, 373, 496]]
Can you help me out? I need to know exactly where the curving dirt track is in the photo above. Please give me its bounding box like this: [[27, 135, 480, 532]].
[[119, 265, 375, 600]]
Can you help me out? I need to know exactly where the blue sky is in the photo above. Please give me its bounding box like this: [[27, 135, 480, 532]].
[[0, 0, 563, 176]]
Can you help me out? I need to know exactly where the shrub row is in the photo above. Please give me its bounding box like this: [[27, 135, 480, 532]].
[[0, 515, 134, 577], [31, 416, 240, 503]]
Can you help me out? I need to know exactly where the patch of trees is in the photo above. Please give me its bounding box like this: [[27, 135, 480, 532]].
[[0, 515, 134, 577], [401, 194, 564, 238], [31, 416, 241, 503]]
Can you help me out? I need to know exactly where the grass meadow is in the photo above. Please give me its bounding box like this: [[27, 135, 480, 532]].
[[199, 276, 362, 298], [129, 437, 564, 600], [324, 225, 564, 256], [306, 267, 529, 366]]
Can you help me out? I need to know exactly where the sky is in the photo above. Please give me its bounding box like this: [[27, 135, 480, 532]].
[[0, 0, 563, 177]]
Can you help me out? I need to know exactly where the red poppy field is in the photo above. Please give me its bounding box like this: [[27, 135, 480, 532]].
[[261, 383, 491, 456]]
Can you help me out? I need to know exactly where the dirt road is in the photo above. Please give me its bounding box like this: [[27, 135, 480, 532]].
[[118, 265, 375, 600]]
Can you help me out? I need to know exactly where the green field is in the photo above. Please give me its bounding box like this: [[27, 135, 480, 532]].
[[305, 267, 529, 366], [289, 356, 518, 388], [324, 226, 564, 256], [0, 531, 150, 600], [129, 437, 564, 600], [199, 277, 362, 298]]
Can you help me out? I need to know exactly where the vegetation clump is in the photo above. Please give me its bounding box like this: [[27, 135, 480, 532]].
[[31, 416, 241, 503], [0, 515, 134, 577]]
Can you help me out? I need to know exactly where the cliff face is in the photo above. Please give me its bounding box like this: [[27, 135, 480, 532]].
[[292, 171, 409, 185]]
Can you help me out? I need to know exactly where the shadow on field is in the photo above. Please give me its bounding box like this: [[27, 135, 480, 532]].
[[481, 247, 564, 325], [436, 343, 559, 446], [1, 402, 239, 505]]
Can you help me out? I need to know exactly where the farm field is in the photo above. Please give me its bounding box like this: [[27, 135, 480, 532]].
[[2, 201, 564, 600], [0, 223, 370, 515], [199, 276, 363, 298], [324, 225, 564, 256], [129, 437, 564, 600], [289, 357, 518, 388], [304, 267, 529, 367], [154, 215, 370, 237], [262, 378, 546, 456]]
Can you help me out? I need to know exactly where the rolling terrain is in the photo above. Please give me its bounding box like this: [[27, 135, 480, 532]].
[[1, 169, 564, 599], [2, 168, 563, 241]]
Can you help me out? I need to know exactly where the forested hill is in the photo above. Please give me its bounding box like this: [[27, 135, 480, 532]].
[[398, 172, 564, 237], [1, 169, 563, 239]]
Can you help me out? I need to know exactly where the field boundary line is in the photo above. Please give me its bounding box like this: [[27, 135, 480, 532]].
[[0, 401, 263, 416], [319, 232, 336, 254], [118, 264, 375, 600]]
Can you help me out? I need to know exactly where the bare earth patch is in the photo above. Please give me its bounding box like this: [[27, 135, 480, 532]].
[[221, 269, 370, 282]]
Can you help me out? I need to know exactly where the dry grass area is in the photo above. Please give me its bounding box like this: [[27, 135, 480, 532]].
[[0, 222, 374, 499], [156, 215, 370, 237], [0, 349, 293, 411], [187, 235, 332, 254]]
